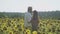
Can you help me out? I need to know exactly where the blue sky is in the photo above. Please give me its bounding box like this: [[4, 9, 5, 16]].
[[0, 0, 60, 12]]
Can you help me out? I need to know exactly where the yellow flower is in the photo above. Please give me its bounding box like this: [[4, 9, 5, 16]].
[[32, 31, 37, 34], [25, 29, 31, 34]]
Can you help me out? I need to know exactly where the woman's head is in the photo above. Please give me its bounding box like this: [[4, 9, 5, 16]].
[[33, 10, 38, 18]]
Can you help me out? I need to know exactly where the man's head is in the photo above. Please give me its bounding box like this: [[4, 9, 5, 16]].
[[28, 6, 32, 13]]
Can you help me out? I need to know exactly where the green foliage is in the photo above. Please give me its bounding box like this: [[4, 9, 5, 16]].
[[0, 11, 60, 34], [0, 17, 60, 34], [0, 18, 24, 34]]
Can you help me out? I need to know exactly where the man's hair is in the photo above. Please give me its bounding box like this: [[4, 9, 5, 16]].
[[28, 6, 32, 13]]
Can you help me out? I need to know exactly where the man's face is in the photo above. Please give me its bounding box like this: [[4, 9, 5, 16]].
[[28, 7, 32, 13]]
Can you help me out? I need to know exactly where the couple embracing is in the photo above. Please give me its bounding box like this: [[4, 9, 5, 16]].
[[24, 7, 39, 31]]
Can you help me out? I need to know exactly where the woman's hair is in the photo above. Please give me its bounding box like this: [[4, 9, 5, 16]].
[[31, 10, 39, 31], [32, 10, 38, 19]]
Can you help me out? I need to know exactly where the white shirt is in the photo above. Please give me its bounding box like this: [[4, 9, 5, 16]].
[[24, 12, 32, 27]]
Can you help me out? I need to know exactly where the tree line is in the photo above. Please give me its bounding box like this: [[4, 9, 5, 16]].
[[0, 11, 60, 19]]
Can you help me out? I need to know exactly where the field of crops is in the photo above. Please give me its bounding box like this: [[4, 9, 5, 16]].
[[0, 17, 60, 34]]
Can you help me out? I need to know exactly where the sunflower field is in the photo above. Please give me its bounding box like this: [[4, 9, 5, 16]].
[[0, 17, 60, 34]]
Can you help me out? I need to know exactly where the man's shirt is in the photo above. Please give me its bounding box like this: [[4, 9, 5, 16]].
[[24, 12, 32, 27]]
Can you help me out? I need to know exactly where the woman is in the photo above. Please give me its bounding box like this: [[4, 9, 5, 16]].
[[30, 10, 39, 31]]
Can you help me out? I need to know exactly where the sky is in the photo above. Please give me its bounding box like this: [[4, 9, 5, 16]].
[[0, 0, 60, 13]]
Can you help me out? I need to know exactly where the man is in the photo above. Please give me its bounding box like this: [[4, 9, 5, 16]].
[[24, 7, 32, 28]]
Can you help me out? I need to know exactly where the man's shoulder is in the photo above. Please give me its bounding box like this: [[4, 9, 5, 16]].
[[25, 12, 31, 15]]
